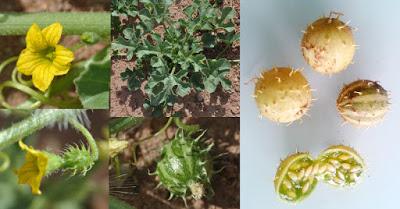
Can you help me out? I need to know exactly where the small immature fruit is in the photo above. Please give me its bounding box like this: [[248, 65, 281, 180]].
[[254, 67, 312, 123], [317, 145, 365, 187], [155, 129, 213, 201], [274, 153, 317, 203], [337, 80, 390, 127], [301, 15, 355, 74]]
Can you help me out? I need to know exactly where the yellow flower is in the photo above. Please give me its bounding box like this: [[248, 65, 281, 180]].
[[16, 22, 75, 92], [16, 140, 48, 195]]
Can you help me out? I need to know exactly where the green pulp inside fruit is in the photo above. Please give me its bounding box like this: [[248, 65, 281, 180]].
[[275, 146, 365, 203], [275, 154, 317, 202], [317, 146, 365, 187]]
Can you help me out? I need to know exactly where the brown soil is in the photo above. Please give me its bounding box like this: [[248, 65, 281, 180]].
[[0, 0, 108, 108], [110, 118, 240, 209], [110, 0, 240, 117]]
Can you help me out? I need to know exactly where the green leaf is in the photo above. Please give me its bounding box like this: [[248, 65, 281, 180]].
[[202, 32, 216, 48], [220, 7, 235, 23], [120, 68, 145, 91], [74, 47, 110, 109]]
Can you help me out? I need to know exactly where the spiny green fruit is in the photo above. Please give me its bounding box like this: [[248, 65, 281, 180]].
[[62, 143, 94, 176], [301, 15, 355, 75], [274, 153, 317, 203], [317, 145, 365, 187], [155, 129, 213, 202], [274, 145, 365, 203], [254, 67, 312, 123], [337, 80, 390, 127]]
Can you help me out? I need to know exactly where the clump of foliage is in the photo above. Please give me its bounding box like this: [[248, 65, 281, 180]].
[[112, 0, 239, 115]]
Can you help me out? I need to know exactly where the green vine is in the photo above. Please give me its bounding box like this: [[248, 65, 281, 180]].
[[0, 110, 86, 150], [0, 12, 110, 36]]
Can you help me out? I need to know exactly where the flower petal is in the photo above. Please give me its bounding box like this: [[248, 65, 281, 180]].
[[51, 45, 74, 76], [16, 141, 48, 195], [42, 22, 62, 47], [32, 63, 54, 92], [54, 45, 74, 65], [17, 49, 51, 75], [26, 23, 48, 52]]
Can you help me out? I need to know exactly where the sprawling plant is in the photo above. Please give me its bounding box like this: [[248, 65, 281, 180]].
[[112, 0, 239, 115]]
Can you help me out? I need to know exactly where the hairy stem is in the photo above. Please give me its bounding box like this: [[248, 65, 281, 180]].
[[0, 12, 110, 36], [0, 110, 67, 150], [0, 152, 10, 172], [68, 118, 99, 161]]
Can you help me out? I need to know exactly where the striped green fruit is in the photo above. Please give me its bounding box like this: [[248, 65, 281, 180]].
[[155, 129, 213, 201], [337, 80, 390, 127]]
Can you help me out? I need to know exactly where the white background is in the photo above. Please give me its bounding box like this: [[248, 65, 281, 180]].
[[240, 0, 400, 209]]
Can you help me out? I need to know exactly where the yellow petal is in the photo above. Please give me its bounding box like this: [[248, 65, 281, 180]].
[[54, 45, 74, 65], [51, 45, 74, 76], [16, 141, 48, 195], [42, 22, 62, 47], [26, 23, 48, 52], [17, 49, 51, 75], [32, 63, 54, 92]]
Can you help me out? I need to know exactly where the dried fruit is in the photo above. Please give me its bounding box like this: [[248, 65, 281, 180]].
[[155, 129, 213, 202], [301, 14, 355, 74], [337, 80, 390, 127], [254, 67, 312, 123], [274, 153, 317, 203], [317, 145, 365, 187]]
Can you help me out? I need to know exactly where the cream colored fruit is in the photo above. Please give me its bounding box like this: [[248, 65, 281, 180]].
[[254, 67, 312, 123], [337, 80, 390, 127], [301, 17, 355, 75]]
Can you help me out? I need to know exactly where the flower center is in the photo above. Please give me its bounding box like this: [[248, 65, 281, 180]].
[[44, 47, 56, 61]]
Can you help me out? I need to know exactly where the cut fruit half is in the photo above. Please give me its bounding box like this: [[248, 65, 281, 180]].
[[317, 145, 365, 187], [274, 153, 317, 203]]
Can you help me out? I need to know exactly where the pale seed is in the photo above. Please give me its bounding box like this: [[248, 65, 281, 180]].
[[329, 159, 340, 168], [337, 171, 345, 180], [297, 169, 305, 180], [351, 165, 362, 173], [305, 165, 313, 178], [283, 179, 292, 189], [334, 177, 343, 185], [327, 163, 336, 173], [311, 163, 320, 176], [338, 154, 351, 161], [318, 164, 327, 174], [341, 163, 351, 170], [288, 172, 298, 181], [302, 182, 310, 193]]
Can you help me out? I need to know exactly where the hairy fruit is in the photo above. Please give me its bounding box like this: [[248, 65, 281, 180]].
[[301, 16, 355, 74], [155, 129, 213, 201], [337, 80, 390, 127], [254, 67, 312, 123]]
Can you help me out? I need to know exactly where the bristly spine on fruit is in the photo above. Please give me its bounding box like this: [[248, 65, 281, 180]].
[[154, 128, 214, 206]]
